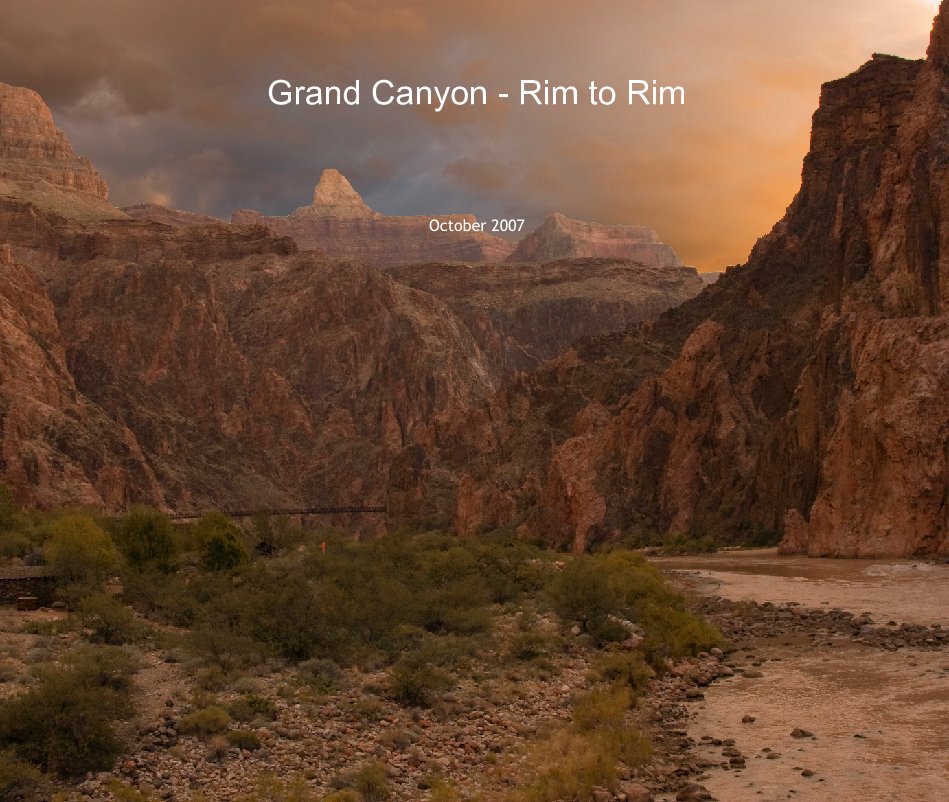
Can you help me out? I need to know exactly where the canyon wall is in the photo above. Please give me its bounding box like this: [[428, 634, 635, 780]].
[[507, 212, 684, 269], [389, 10, 948, 557], [387, 259, 703, 375]]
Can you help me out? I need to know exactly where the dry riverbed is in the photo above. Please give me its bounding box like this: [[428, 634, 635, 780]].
[[652, 552, 949, 802]]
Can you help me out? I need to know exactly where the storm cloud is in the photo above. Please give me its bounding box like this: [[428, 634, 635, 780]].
[[0, 0, 937, 269]]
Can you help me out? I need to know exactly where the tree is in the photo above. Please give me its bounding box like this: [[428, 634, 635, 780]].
[[196, 512, 249, 571], [43, 514, 119, 588], [115, 506, 179, 572]]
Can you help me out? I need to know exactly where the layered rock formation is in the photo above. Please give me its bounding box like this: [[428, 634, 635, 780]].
[[0, 82, 122, 221], [388, 259, 703, 375], [122, 203, 223, 228], [0, 89, 700, 518], [389, 6, 949, 557], [232, 169, 515, 266], [0, 197, 493, 516], [507, 212, 684, 268]]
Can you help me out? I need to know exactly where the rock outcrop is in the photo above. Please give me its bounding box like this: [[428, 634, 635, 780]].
[[0, 196, 493, 517], [0, 89, 700, 518], [122, 203, 223, 228], [387, 258, 704, 376], [232, 169, 515, 266], [389, 5, 949, 557], [0, 82, 121, 221], [507, 212, 684, 268]]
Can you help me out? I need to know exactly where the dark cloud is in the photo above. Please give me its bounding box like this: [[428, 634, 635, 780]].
[[444, 158, 510, 193], [0, 1, 936, 269]]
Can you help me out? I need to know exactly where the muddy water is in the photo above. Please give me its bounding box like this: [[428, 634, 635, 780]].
[[652, 549, 949, 802]]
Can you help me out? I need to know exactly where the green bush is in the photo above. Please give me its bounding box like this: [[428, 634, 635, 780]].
[[77, 593, 143, 645], [115, 507, 180, 573], [592, 651, 654, 694], [226, 729, 261, 751], [235, 774, 319, 801], [0, 748, 47, 801], [388, 657, 452, 708], [548, 556, 619, 640], [227, 694, 277, 723], [196, 512, 248, 571], [0, 646, 137, 778], [571, 686, 631, 732], [297, 658, 343, 693], [549, 551, 725, 662], [353, 761, 390, 801], [178, 705, 230, 737], [44, 513, 119, 589]]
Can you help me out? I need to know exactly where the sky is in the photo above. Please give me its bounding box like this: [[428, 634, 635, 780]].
[[0, 1, 940, 270]]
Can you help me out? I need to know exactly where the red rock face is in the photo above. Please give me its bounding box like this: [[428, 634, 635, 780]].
[[391, 7, 949, 557], [122, 203, 223, 228], [232, 169, 515, 267], [0, 83, 121, 225], [0, 88, 700, 519], [386, 259, 704, 376], [0, 200, 495, 519], [507, 212, 684, 269], [0, 83, 108, 199]]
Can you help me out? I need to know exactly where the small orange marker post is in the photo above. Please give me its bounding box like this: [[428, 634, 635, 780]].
[[321, 541, 327, 555]]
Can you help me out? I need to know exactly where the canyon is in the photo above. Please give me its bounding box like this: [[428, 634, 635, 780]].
[[0, 82, 700, 520], [387, 15, 949, 557], [0, 4, 946, 557]]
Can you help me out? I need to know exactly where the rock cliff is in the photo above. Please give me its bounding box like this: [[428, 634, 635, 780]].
[[232, 169, 515, 266], [122, 203, 223, 228], [507, 212, 684, 268], [0, 82, 122, 221], [0, 197, 493, 517], [0, 89, 699, 518], [387, 258, 703, 376], [390, 5, 949, 557]]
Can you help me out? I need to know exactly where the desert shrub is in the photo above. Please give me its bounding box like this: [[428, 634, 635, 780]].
[[227, 694, 277, 723], [0, 662, 17, 684], [235, 773, 319, 802], [353, 761, 390, 801], [0, 646, 137, 778], [178, 705, 230, 737], [591, 651, 654, 694], [571, 686, 631, 732], [519, 725, 650, 802], [514, 680, 650, 802], [184, 624, 266, 671], [226, 729, 261, 751], [0, 749, 47, 801], [388, 657, 452, 708], [195, 512, 248, 571], [44, 513, 119, 590], [548, 556, 619, 641], [206, 734, 230, 761], [114, 507, 180, 573], [507, 629, 550, 662], [77, 593, 144, 645], [121, 570, 203, 627], [297, 658, 343, 692], [637, 604, 725, 671], [597, 551, 725, 668], [549, 551, 725, 661], [324, 792, 360, 802]]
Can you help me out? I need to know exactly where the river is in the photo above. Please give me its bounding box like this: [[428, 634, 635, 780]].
[[651, 548, 949, 802]]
